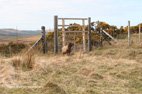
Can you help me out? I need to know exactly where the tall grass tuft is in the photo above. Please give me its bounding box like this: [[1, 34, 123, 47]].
[[11, 57, 22, 70], [11, 52, 35, 71], [23, 52, 35, 70]]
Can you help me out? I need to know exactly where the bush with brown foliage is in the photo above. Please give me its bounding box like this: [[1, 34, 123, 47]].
[[0, 42, 27, 56]]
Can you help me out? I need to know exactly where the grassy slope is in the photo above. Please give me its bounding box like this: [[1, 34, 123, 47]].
[[0, 35, 41, 45], [0, 34, 142, 94]]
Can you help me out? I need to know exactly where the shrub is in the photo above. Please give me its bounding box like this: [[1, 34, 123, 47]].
[[0, 42, 27, 57]]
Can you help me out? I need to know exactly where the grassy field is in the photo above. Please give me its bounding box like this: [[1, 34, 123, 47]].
[[0, 35, 41, 45], [0, 34, 142, 94]]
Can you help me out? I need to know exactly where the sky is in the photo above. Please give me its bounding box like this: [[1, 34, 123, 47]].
[[0, 0, 142, 30]]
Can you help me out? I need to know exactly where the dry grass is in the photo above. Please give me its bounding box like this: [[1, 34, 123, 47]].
[[11, 57, 22, 70], [10, 51, 35, 71], [0, 52, 142, 94], [22, 52, 35, 70], [0, 34, 142, 94]]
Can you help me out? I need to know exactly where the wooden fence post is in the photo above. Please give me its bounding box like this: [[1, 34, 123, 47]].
[[41, 26, 47, 53], [54, 15, 58, 54], [128, 21, 131, 46], [62, 18, 66, 46], [88, 17, 92, 51], [82, 19, 86, 52]]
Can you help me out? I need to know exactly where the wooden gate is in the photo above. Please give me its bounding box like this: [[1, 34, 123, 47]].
[[54, 15, 92, 54]]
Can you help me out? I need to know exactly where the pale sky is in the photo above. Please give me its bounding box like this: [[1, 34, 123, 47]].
[[0, 0, 142, 30]]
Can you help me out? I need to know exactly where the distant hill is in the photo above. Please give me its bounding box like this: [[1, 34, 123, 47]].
[[0, 28, 41, 39]]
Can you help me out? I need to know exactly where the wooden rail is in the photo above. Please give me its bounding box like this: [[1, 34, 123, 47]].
[[64, 31, 88, 33], [58, 18, 88, 20], [102, 30, 117, 42], [58, 25, 70, 27], [26, 26, 48, 54]]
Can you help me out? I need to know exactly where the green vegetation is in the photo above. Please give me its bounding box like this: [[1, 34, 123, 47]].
[[0, 42, 27, 57]]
